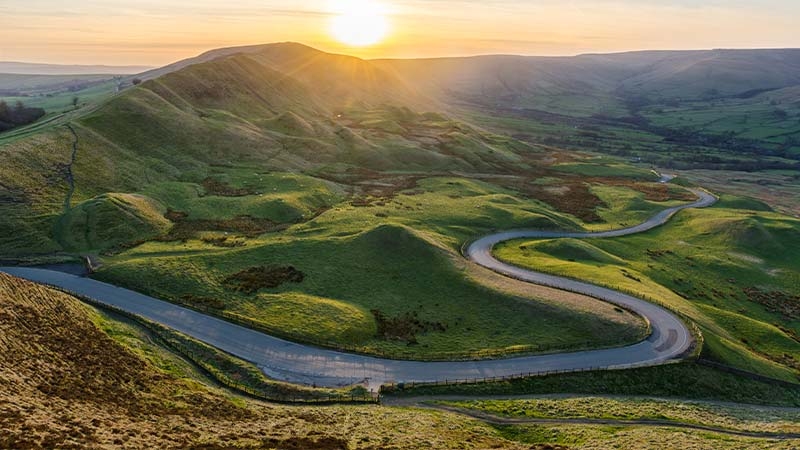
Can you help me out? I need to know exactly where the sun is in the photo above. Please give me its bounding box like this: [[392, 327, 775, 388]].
[[329, 0, 389, 47]]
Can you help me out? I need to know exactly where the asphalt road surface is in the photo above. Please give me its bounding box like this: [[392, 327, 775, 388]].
[[1, 189, 716, 391]]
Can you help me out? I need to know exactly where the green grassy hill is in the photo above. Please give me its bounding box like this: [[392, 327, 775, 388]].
[[95, 216, 646, 359], [55, 193, 171, 252], [378, 48, 800, 176], [0, 43, 537, 259], [0, 43, 669, 361], [3, 44, 800, 445]]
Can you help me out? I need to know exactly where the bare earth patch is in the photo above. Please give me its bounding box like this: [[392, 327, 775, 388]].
[[223, 265, 306, 294]]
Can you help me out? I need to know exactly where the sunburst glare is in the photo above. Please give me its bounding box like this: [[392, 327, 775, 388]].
[[329, 0, 390, 47]]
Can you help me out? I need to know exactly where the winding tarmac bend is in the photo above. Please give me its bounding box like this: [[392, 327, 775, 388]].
[[1, 188, 716, 391]]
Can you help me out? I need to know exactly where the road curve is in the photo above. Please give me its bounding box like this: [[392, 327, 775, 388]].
[[0, 189, 716, 391]]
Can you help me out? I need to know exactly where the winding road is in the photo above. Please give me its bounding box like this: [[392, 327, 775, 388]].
[[0, 187, 716, 391]]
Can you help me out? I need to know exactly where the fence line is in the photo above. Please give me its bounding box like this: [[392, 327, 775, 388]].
[[379, 361, 684, 394], [27, 279, 784, 405], [697, 359, 800, 389]]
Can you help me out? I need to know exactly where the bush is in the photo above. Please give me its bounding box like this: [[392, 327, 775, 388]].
[[0, 100, 45, 131]]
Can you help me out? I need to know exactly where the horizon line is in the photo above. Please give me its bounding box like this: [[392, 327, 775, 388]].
[[6, 42, 800, 69]]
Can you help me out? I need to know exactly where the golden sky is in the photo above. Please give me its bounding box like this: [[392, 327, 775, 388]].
[[1, 0, 799, 66]]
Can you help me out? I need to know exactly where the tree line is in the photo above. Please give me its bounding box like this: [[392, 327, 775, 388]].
[[0, 100, 45, 132]]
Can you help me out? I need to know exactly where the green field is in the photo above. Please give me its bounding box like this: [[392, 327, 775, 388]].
[[4, 43, 800, 449], [642, 86, 800, 147], [1, 79, 120, 114], [435, 395, 800, 448]]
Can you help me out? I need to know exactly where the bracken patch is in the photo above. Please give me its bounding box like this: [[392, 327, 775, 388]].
[[371, 309, 447, 344], [201, 236, 246, 248], [517, 180, 606, 223], [200, 177, 255, 197], [586, 177, 698, 202], [162, 212, 285, 240], [743, 287, 800, 319], [223, 265, 305, 294]]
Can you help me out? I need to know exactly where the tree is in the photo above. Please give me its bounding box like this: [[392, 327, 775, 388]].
[[132, 78, 142, 86], [72, 97, 80, 108], [0, 100, 44, 128], [773, 109, 789, 120]]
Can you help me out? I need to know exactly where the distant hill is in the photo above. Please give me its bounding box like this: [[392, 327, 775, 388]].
[[374, 48, 800, 105], [130, 44, 800, 108], [133, 42, 425, 108], [0, 61, 152, 75]]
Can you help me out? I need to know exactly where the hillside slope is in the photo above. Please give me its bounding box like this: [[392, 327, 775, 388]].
[[0, 272, 533, 449], [0, 43, 536, 258]]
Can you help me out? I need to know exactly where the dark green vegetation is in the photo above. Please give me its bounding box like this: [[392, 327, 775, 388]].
[[0, 100, 45, 131], [0, 73, 126, 134]]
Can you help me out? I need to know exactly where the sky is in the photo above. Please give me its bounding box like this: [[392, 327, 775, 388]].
[[1, 0, 799, 66]]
